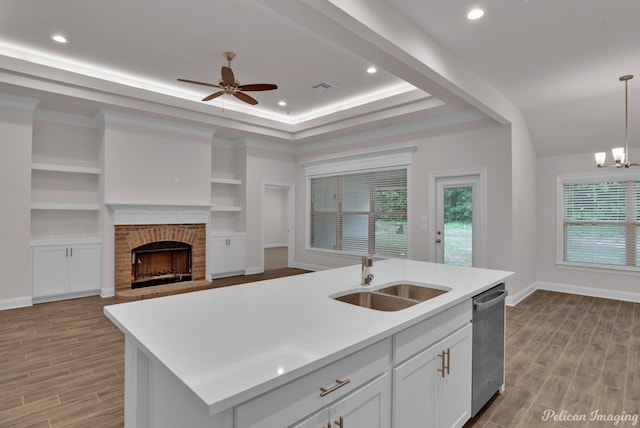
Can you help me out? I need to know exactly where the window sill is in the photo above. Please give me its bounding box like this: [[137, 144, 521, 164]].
[[556, 261, 640, 277]]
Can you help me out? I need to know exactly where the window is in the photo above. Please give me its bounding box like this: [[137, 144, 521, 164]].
[[310, 169, 408, 257], [560, 175, 640, 271]]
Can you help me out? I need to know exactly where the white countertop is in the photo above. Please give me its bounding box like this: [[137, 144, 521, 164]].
[[104, 258, 513, 416]]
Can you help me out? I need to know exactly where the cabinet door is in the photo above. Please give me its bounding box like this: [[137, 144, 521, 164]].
[[393, 343, 439, 428], [227, 236, 246, 272], [68, 244, 101, 292], [439, 323, 472, 428], [393, 323, 472, 428], [32, 245, 69, 297], [332, 373, 390, 428], [210, 236, 245, 276]]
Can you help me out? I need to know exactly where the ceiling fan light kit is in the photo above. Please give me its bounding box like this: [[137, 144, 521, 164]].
[[595, 74, 640, 168], [177, 51, 277, 106]]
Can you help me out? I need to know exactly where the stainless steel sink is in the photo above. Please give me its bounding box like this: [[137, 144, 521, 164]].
[[333, 283, 449, 311], [377, 284, 447, 302], [334, 292, 417, 311]]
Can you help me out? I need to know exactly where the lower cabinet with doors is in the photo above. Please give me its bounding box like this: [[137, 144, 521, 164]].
[[209, 233, 246, 278], [31, 239, 102, 301], [392, 300, 473, 428]]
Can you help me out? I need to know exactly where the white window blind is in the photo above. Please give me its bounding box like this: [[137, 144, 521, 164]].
[[310, 169, 408, 257], [562, 179, 639, 269]]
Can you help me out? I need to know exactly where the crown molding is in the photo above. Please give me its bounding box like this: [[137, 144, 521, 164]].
[[100, 109, 216, 139], [0, 92, 39, 111]]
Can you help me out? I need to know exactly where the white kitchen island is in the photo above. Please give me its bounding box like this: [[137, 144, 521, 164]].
[[104, 258, 513, 428]]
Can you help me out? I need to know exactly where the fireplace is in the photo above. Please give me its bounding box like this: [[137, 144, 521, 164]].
[[113, 223, 206, 294], [131, 241, 192, 288]]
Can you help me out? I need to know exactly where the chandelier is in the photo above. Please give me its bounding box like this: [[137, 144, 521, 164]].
[[595, 75, 640, 168]]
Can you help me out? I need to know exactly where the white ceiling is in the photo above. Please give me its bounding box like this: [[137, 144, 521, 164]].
[[1, 0, 639, 156]]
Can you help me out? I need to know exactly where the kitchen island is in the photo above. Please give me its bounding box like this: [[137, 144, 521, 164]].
[[104, 258, 513, 428]]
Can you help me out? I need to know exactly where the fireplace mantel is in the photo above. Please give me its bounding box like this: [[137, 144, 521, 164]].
[[108, 203, 211, 225]]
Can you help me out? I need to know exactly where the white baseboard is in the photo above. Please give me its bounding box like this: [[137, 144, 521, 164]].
[[101, 287, 115, 298], [292, 262, 327, 272], [538, 281, 640, 303], [0, 296, 32, 311], [506, 281, 640, 306], [244, 266, 263, 275], [264, 243, 288, 248], [506, 282, 537, 307]]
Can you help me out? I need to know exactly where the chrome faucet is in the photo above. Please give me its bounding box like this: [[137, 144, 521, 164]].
[[361, 254, 375, 285]]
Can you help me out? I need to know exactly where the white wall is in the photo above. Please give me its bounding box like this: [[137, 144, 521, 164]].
[[536, 151, 640, 297], [264, 187, 288, 246], [0, 100, 36, 308], [102, 116, 212, 205], [293, 120, 514, 276]]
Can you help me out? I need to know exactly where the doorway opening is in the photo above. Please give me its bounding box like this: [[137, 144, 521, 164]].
[[262, 183, 294, 272], [429, 169, 487, 267]]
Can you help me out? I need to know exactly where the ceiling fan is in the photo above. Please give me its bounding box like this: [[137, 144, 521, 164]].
[[177, 52, 277, 105]]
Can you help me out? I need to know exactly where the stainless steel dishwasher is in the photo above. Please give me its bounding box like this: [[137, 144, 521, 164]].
[[471, 283, 507, 416]]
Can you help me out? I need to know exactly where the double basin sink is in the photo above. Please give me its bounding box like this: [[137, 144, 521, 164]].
[[333, 283, 449, 311]]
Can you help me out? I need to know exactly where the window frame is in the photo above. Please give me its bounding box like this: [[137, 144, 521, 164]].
[[556, 171, 640, 274], [304, 146, 415, 259]]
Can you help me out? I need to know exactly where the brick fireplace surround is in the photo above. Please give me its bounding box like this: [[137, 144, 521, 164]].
[[114, 223, 206, 294]]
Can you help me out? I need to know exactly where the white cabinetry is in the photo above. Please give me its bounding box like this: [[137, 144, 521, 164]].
[[31, 114, 102, 240], [235, 339, 390, 428], [292, 374, 390, 428], [393, 302, 472, 428], [32, 240, 102, 300], [209, 233, 246, 277], [394, 323, 472, 428]]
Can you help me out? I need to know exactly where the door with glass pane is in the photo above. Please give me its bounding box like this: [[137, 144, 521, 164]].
[[435, 176, 479, 266]]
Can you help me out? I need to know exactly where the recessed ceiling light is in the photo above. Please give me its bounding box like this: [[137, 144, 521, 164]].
[[51, 34, 68, 44], [367, 66, 377, 74], [467, 8, 485, 20], [278, 101, 287, 106]]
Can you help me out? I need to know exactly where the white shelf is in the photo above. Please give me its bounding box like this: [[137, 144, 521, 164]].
[[32, 162, 101, 175], [31, 203, 101, 211], [211, 177, 242, 185], [210, 206, 242, 212]]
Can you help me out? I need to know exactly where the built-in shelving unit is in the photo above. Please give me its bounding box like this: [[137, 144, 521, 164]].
[[209, 144, 246, 278], [30, 111, 102, 241]]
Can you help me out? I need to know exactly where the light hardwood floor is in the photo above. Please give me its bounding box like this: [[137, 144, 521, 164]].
[[1, 287, 639, 427]]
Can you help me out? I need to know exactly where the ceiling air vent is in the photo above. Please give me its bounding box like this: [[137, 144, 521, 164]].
[[311, 81, 336, 92]]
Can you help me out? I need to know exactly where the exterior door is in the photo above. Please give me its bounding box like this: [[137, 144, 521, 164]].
[[434, 174, 484, 267]]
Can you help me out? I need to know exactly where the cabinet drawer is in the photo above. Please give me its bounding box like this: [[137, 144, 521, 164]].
[[394, 300, 472, 365], [235, 338, 391, 428]]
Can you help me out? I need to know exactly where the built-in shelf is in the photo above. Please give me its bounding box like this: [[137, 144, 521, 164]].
[[211, 177, 242, 185], [31, 162, 101, 175], [31, 203, 101, 211], [210, 206, 242, 212]]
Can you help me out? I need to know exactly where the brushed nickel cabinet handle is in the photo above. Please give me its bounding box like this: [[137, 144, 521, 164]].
[[437, 351, 446, 378], [445, 347, 450, 375], [319, 378, 350, 397]]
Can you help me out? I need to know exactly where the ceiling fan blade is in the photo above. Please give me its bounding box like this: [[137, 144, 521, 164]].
[[177, 78, 221, 89], [221, 66, 235, 87], [237, 83, 278, 91], [233, 91, 258, 105], [202, 91, 224, 102]]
